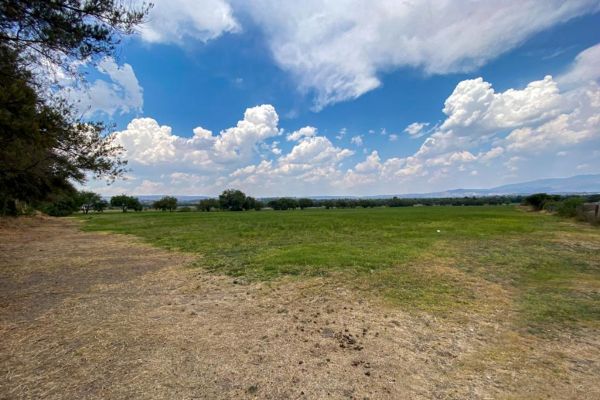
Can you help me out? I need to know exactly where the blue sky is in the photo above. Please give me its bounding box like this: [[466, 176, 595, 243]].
[[69, 1, 600, 196]]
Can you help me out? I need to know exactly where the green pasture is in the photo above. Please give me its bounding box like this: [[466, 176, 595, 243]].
[[79, 206, 600, 330]]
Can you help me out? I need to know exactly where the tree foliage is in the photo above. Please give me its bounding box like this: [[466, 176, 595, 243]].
[[556, 196, 585, 218], [77, 190, 101, 214], [153, 196, 177, 211], [110, 194, 141, 212], [197, 198, 219, 212], [93, 198, 108, 212], [523, 193, 560, 211], [298, 198, 314, 209], [0, 1, 149, 215], [268, 198, 298, 210], [0, 44, 127, 214], [0, 0, 151, 69], [219, 189, 248, 211]]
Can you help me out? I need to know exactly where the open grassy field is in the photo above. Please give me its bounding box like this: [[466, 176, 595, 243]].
[[80, 206, 600, 332], [3, 208, 600, 399]]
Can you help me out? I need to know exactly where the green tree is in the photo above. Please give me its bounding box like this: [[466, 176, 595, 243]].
[[153, 196, 177, 211], [298, 198, 314, 209], [129, 197, 143, 212], [219, 189, 247, 211], [243, 196, 262, 211], [110, 194, 140, 213], [197, 198, 219, 212], [268, 198, 299, 210], [0, 1, 151, 70], [252, 198, 263, 211], [93, 199, 108, 213], [0, 45, 127, 215], [0, 1, 149, 215], [77, 191, 101, 214]]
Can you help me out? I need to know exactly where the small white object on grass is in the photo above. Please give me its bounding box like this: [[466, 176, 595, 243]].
[[436, 229, 441, 233]]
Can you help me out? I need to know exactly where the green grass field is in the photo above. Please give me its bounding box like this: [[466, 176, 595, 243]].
[[79, 206, 600, 331]]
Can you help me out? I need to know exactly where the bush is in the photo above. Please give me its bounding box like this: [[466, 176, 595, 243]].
[[542, 200, 559, 213], [556, 197, 585, 218], [524, 193, 560, 211], [40, 193, 80, 216], [178, 206, 192, 212]]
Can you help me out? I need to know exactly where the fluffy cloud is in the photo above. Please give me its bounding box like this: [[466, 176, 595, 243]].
[[86, 44, 600, 196], [350, 135, 364, 146], [336, 44, 600, 193], [238, 0, 600, 109], [505, 86, 600, 152], [558, 43, 600, 87], [134, 1, 600, 109], [440, 75, 561, 132], [287, 126, 317, 141], [228, 135, 354, 194], [139, 0, 239, 44], [59, 58, 143, 117], [404, 122, 429, 138], [280, 136, 353, 166], [113, 104, 279, 171], [354, 151, 381, 173], [213, 104, 280, 161]]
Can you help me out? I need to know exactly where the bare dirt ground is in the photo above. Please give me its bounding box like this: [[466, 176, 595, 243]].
[[1, 217, 599, 399]]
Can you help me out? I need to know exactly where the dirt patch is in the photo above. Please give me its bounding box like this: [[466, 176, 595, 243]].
[[1, 217, 599, 399]]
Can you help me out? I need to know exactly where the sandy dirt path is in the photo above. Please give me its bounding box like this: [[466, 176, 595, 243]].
[[1, 217, 599, 399]]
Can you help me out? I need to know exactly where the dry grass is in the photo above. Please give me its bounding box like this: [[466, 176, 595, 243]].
[[1, 217, 599, 399]]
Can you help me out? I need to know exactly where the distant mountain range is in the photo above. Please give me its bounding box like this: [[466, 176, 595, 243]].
[[132, 174, 600, 201], [308, 174, 600, 199], [395, 174, 600, 198]]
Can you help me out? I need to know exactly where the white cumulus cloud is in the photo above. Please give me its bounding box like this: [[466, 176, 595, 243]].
[[287, 126, 317, 141], [558, 43, 600, 88], [59, 57, 143, 117], [351, 135, 364, 146], [238, 0, 600, 109], [404, 122, 430, 138], [85, 44, 600, 196], [139, 0, 239, 44], [114, 104, 279, 171]]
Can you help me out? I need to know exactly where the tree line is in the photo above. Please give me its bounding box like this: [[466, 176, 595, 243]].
[[197, 190, 527, 211], [34, 188, 600, 217]]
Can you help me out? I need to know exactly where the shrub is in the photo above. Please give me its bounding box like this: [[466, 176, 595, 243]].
[[40, 193, 80, 216], [556, 197, 585, 218], [524, 193, 559, 211]]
